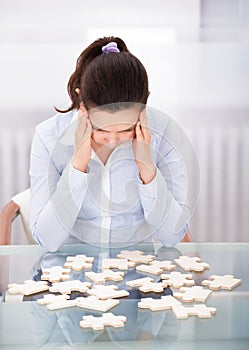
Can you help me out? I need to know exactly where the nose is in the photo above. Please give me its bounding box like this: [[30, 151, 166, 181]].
[[106, 132, 119, 144]]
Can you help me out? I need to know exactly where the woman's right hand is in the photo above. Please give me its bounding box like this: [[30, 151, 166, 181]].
[[71, 107, 92, 173]]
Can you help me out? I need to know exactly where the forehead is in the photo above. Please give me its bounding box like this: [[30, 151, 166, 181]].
[[88, 107, 139, 131]]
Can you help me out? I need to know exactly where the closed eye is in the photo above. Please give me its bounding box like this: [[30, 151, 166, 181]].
[[91, 125, 136, 133]]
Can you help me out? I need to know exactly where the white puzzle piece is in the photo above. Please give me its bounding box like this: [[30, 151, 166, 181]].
[[64, 255, 94, 271], [80, 313, 127, 331], [161, 271, 195, 288], [102, 258, 134, 270], [87, 285, 129, 299], [37, 294, 77, 310], [174, 286, 212, 303], [126, 277, 167, 293], [117, 250, 155, 264], [174, 256, 209, 272], [136, 260, 176, 275], [8, 280, 49, 295], [85, 270, 124, 283], [41, 266, 71, 282], [202, 274, 242, 290], [172, 304, 217, 319], [49, 280, 91, 294], [138, 295, 181, 311], [76, 296, 119, 312]]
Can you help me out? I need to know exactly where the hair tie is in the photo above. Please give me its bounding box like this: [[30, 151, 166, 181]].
[[102, 42, 120, 54]]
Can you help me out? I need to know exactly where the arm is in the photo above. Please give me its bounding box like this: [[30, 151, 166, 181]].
[[137, 145, 189, 246], [29, 131, 89, 252], [133, 112, 190, 246]]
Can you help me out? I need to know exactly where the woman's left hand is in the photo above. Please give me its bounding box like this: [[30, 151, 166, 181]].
[[132, 109, 156, 184]]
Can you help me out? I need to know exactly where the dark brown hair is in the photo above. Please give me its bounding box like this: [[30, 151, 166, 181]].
[[55, 36, 149, 113]]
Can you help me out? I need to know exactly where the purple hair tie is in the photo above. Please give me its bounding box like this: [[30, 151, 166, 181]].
[[102, 42, 120, 54]]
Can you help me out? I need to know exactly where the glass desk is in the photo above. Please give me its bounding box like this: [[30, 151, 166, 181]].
[[0, 243, 248, 350]]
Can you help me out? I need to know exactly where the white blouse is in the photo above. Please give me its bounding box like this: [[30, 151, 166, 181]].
[[29, 107, 192, 251]]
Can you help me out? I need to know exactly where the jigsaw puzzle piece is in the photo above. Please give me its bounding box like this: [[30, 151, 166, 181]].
[[174, 286, 212, 302], [136, 260, 176, 275], [8, 280, 49, 295], [64, 255, 94, 271], [138, 295, 181, 311], [202, 274, 242, 290], [102, 258, 133, 270], [117, 250, 155, 264], [174, 256, 210, 272], [49, 280, 91, 294], [37, 294, 77, 310], [76, 296, 119, 312], [87, 285, 129, 299], [161, 271, 195, 288], [85, 270, 124, 283], [80, 313, 127, 330], [172, 304, 217, 319], [41, 266, 71, 282]]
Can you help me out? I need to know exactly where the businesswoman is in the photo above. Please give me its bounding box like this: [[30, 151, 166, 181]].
[[29, 36, 190, 251]]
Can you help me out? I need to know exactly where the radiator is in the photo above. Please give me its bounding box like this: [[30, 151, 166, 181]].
[[0, 127, 33, 207], [186, 125, 249, 242], [0, 125, 248, 242]]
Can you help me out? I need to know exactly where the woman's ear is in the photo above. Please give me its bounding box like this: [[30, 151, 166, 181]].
[[147, 91, 150, 97], [79, 101, 87, 113]]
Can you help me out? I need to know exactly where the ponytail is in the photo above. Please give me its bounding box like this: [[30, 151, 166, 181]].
[[55, 36, 148, 113]]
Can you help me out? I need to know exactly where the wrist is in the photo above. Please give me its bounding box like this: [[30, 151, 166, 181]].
[[138, 165, 156, 184], [71, 160, 88, 173]]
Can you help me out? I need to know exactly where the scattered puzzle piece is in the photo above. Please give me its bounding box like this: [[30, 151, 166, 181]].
[[174, 286, 212, 303], [172, 304, 217, 319], [80, 313, 127, 330], [8, 280, 49, 295], [136, 260, 176, 275], [117, 250, 155, 265], [41, 266, 71, 282], [138, 295, 181, 311], [202, 274, 242, 290], [85, 270, 124, 283], [126, 277, 168, 293], [126, 277, 154, 287], [76, 296, 119, 312], [64, 255, 94, 271], [37, 294, 77, 310], [87, 285, 129, 299], [161, 271, 195, 288], [174, 256, 210, 272], [102, 258, 134, 270], [49, 280, 91, 294]]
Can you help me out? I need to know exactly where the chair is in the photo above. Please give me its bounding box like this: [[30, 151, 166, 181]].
[[0, 189, 36, 245], [0, 188, 192, 245]]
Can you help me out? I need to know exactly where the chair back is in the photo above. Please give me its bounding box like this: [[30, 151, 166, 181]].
[[11, 189, 36, 244]]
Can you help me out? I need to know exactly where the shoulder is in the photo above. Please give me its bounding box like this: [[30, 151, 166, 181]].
[[35, 110, 75, 143]]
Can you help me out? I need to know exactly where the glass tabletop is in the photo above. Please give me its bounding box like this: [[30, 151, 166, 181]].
[[0, 242, 249, 350]]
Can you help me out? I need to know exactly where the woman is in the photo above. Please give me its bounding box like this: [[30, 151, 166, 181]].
[[29, 36, 191, 251]]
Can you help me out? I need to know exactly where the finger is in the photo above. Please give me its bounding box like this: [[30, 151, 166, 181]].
[[86, 119, 92, 133], [141, 122, 150, 139], [139, 109, 148, 128], [78, 109, 88, 128], [135, 121, 144, 140]]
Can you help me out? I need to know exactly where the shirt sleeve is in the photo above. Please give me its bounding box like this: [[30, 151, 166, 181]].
[[136, 125, 190, 247], [29, 130, 89, 252]]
